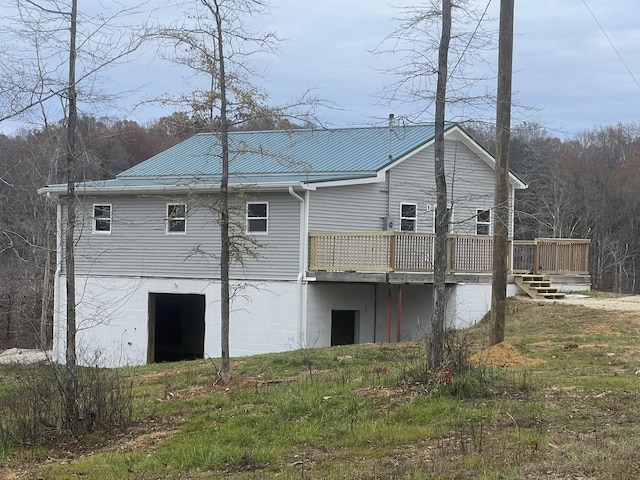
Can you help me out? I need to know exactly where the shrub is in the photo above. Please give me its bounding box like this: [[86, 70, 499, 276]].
[[0, 361, 133, 448]]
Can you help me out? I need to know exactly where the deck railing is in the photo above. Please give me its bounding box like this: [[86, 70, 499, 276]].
[[309, 232, 590, 275], [392, 232, 436, 271], [513, 238, 590, 274], [309, 231, 392, 272]]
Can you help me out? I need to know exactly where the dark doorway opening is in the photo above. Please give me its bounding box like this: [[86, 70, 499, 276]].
[[148, 293, 205, 363], [331, 310, 358, 346]]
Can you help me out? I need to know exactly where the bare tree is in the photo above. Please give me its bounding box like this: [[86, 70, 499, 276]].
[[0, 0, 150, 432], [0, 129, 63, 350], [376, 0, 494, 121], [378, 0, 493, 368], [0, 0, 149, 126], [157, 0, 279, 382], [560, 124, 640, 293], [430, 0, 451, 369], [63, 0, 80, 426]]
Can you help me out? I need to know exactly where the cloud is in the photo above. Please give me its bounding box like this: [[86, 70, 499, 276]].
[[1, 0, 639, 137]]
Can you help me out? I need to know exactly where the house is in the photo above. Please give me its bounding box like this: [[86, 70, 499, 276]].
[[38, 123, 588, 367]]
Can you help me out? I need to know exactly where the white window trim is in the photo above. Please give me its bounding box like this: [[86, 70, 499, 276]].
[[247, 201, 269, 235], [400, 202, 417, 232], [476, 208, 492, 236], [166, 203, 187, 235], [92, 204, 112, 234]]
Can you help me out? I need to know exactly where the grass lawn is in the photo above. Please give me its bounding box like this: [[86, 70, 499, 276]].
[[2, 297, 640, 479]]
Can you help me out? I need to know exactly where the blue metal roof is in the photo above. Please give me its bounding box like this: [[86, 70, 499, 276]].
[[44, 123, 524, 195], [118, 124, 445, 180]]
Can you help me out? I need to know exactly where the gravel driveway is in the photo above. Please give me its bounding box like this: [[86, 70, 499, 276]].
[[544, 294, 640, 312]]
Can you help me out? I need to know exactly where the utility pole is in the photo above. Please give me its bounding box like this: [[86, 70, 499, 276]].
[[65, 0, 79, 428], [490, 0, 514, 346]]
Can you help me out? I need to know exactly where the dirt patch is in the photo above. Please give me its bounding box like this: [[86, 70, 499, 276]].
[[103, 423, 180, 454], [0, 467, 23, 479], [470, 341, 542, 367], [357, 385, 419, 400], [133, 369, 177, 382]]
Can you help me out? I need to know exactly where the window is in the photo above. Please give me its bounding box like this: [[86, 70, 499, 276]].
[[400, 203, 417, 232], [247, 202, 268, 234], [167, 204, 186, 234], [93, 204, 111, 233], [476, 209, 491, 235]]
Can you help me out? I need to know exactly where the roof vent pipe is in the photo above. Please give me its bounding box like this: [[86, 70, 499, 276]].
[[388, 113, 394, 160]]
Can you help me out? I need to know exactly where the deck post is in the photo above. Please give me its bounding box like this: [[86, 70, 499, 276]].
[[448, 236, 456, 272], [390, 234, 396, 271], [309, 235, 317, 271], [533, 239, 540, 274]]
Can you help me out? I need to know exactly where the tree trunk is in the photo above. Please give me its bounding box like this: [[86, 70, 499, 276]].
[[65, 0, 79, 429], [214, 0, 231, 384], [429, 0, 451, 370], [490, 0, 514, 346]]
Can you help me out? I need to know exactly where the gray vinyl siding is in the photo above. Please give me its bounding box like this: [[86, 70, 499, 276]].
[[388, 139, 512, 236], [66, 192, 300, 280], [308, 182, 388, 231]]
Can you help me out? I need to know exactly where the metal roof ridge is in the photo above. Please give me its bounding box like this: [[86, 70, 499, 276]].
[[190, 122, 441, 136]]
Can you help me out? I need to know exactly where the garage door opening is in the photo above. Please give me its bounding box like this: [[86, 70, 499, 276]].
[[331, 310, 358, 346], [148, 293, 205, 363]]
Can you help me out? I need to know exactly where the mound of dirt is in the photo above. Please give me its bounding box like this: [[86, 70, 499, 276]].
[[470, 341, 542, 367]]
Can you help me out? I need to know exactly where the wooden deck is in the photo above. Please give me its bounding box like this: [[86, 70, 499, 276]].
[[309, 232, 590, 275]]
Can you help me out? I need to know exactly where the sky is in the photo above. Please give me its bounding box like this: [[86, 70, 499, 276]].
[[1, 0, 639, 139]]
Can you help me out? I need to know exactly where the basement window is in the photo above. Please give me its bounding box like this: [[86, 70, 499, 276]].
[[93, 204, 112, 234]]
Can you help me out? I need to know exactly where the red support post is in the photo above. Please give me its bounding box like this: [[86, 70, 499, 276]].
[[386, 289, 391, 343], [396, 287, 403, 343]]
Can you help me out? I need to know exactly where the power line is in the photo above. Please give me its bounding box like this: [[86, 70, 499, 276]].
[[582, 0, 640, 91]]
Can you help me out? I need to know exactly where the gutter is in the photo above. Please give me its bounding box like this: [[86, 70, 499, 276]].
[[37, 181, 310, 197], [288, 186, 308, 346]]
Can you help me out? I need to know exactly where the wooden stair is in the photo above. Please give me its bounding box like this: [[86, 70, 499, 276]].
[[514, 274, 565, 300]]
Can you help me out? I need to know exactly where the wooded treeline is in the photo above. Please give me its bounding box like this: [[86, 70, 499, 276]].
[[470, 121, 640, 294], [1, 118, 639, 349]]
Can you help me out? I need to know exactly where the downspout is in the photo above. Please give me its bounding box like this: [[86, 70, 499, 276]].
[[509, 184, 515, 274], [303, 189, 310, 342], [53, 197, 63, 362], [289, 186, 307, 346]]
